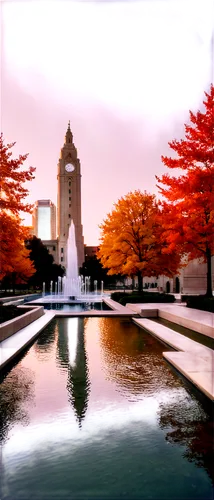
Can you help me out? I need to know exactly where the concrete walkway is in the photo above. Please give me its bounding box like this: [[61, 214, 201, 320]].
[[0, 311, 55, 370], [133, 317, 214, 401], [127, 303, 214, 339]]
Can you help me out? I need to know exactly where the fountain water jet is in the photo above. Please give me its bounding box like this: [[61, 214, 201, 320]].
[[38, 220, 106, 303], [63, 220, 80, 298]]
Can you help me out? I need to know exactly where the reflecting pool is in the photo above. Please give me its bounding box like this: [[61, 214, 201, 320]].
[[0, 318, 213, 500], [43, 302, 112, 311]]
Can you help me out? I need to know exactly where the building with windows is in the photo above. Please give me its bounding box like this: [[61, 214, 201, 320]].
[[32, 200, 56, 240]]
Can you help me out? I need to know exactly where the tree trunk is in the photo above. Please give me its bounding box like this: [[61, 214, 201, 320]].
[[123, 277, 126, 294], [12, 272, 16, 295], [137, 272, 143, 293], [131, 276, 135, 291], [206, 248, 212, 297]]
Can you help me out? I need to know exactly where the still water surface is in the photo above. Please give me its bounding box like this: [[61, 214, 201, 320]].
[[43, 302, 111, 311], [0, 317, 213, 500]]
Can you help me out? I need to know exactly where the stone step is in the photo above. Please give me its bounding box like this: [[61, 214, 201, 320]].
[[0, 311, 55, 370], [133, 317, 214, 401]]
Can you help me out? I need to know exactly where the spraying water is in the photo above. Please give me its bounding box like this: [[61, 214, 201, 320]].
[[63, 220, 80, 297], [41, 220, 105, 301]]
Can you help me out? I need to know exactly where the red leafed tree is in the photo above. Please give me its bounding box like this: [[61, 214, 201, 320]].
[[0, 134, 36, 285], [156, 84, 214, 296], [0, 134, 35, 214], [98, 190, 182, 292]]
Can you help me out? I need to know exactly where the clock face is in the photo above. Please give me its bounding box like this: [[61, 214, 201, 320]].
[[65, 163, 75, 173]]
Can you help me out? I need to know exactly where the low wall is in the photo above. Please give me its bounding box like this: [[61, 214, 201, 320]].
[[158, 309, 214, 339], [2, 299, 24, 306], [0, 294, 41, 304], [0, 306, 44, 342]]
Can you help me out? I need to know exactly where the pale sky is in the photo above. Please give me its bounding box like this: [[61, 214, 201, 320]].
[[1, 0, 213, 245]]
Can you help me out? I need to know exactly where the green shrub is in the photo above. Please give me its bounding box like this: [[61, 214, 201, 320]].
[[110, 291, 149, 303], [186, 296, 214, 313], [110, 291, 127, 302], [118, 293, 175, 306], [111, 291, 175, 305], [181, 294, 200, 302]]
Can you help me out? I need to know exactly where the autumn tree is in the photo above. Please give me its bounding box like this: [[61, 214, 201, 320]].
[[0, 134, 35, 287], [98, 191, 181, 292], [156, 84, 214, 297], [0, 213, 35, 293]]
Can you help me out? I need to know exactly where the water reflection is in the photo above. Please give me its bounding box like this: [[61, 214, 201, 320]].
[[99, 317, 180, 398], [0, 366, 34, 444], [99, 317, 214, 485], [57, 318, 90, 427], [57, 318, 69, 370], [1, 317, 213, 500], [34, 319, 57, 359], [158, 393, 214, 482]]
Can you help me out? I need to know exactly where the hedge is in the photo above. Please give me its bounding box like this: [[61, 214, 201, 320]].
[[119, 294, 175, 306], [181, 294, 200, 302], [109, 292, 175, 305], [186, 296, 214, 313]]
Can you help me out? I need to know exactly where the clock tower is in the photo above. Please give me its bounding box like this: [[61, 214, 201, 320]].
[[57, 122, 84, 269]]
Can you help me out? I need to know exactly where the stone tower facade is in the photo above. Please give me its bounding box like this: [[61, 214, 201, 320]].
[[57, 122, 84, 269]]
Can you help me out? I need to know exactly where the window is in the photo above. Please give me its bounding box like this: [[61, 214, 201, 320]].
[[69, 197, 71, 201], [53, 246, 55, 251], [61, 248, 64, 253], [69, 181, 71, 186], [68, 214, 71, 218], [69, 204, 71, 207], [69, 189, 71, 194], [61, 257, 63, 262]]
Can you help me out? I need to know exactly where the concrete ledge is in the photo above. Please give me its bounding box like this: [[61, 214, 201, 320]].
[[0, 306, 44, 342], [126, 304, 158, 318], [104, 298, 137, 315], [133, 318, 210, 354], [127, 303, 214, 339], [3, 299, 24, 306], [133, 317, 214, 401], [0, 311, 55, 370], [164, 351, 214, 401], [54, 310, 138, 317], [140, 309, 158, 318], [0, 294, 40, 304], [158, 308, 214, 339]]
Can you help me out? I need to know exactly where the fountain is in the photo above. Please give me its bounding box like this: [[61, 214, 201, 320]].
[[94, 280, 98, 296], [37, 220, 108, 304], [63, 221, 80, 298]]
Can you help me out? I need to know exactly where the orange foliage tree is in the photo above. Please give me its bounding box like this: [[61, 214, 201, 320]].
[[156, 84, 214, 297], [98, 190, 181, 291], [0, 134, 36, 287]]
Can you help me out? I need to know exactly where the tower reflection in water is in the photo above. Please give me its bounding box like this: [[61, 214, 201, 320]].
[[57, 318, 90, 427]]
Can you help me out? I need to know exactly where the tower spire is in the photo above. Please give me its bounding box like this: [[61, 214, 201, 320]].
[[65, 120, 73, 144]]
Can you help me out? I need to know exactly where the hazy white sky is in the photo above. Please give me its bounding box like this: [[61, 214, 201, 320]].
[[1, 0, 213, 244]]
